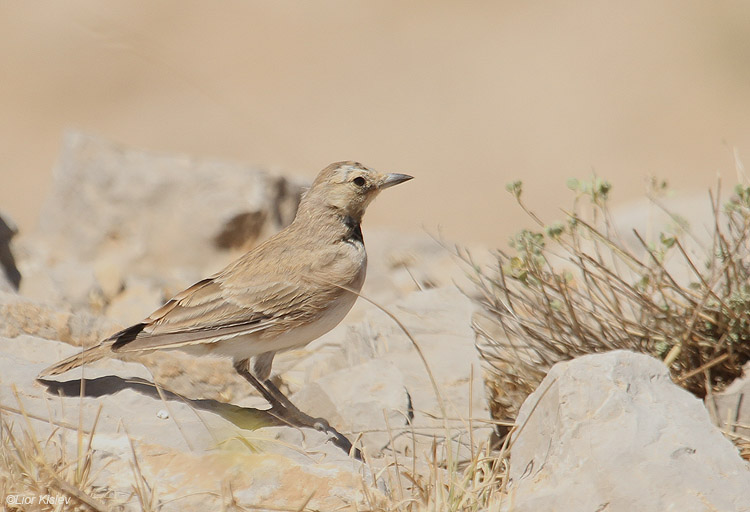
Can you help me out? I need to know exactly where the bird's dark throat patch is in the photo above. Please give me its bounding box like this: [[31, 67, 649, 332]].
[[342, 215, 364, 246]]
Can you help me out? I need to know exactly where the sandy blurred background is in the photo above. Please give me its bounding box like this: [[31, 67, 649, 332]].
[[1, 1, 750, 246]]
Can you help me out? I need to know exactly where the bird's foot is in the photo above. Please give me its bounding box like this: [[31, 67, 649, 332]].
[[267, 403, 323, 430], [312, 416, 330, 432]]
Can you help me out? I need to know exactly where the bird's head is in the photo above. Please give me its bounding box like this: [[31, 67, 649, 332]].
[[299, 161, 412, 221]]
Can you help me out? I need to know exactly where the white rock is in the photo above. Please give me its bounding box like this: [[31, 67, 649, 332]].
[[0, 291, 119, 345], [287, 359, 411, 455], [93, 257, 125, 301], [508, 350, 750, 512], [105, 276, 164, 325]]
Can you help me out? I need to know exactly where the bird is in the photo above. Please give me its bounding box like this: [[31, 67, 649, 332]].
[[39, 161, 412, 444]]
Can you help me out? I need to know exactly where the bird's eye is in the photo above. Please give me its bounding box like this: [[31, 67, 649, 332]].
[[353, 176, 366, 187]]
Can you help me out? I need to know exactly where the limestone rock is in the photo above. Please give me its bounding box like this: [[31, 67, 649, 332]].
[[0, 291, 119, 347], [285, 359, 411, 455], [104, 276, 164, 325], [508, 350, 750, 512]]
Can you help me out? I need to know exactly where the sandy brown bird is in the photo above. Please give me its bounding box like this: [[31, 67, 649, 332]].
[[39, 161, 412, 445]]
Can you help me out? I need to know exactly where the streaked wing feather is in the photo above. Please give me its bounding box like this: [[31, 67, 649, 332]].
[[110, 273, 331, 353], [112, 277, 276, 352]]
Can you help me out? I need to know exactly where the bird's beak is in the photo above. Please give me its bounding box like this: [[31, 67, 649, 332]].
[[379, 173, 413, 190]]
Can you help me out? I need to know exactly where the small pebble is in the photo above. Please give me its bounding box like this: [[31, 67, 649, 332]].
[[156, 409, 170, 420]]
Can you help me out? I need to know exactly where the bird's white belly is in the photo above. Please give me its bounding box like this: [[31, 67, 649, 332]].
[[266, 289, 359, 351]]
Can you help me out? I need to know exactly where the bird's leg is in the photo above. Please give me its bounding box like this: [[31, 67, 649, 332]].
[[233, 360, 287, 414], [233, 358, 326, 429], [249, 353, 304, 413], [233, 359, 361, 460], [261, 376, 362, 460]]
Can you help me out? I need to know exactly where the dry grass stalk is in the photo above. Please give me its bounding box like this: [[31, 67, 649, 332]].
[[361, 434, 510, 512], [463, 177, 750, 430], [0, 393, 110, 511]]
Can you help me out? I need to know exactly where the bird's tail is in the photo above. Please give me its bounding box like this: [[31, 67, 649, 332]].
[[37, 343, 113, 378]]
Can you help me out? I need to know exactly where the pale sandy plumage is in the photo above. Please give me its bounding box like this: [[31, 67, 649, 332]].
[[39, 161, 412, 381]]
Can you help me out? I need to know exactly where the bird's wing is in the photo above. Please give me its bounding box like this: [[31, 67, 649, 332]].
[[110, 225, 362, 354], [110, 265, 344, 353]]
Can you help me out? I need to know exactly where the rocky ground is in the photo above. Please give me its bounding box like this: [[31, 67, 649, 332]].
[[1, 132, 749, 511]]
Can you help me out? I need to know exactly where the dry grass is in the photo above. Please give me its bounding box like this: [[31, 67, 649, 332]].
[[720, 429, 750, 462], [462, 175, 750, 436], [1, 402, 511, 512], [352, 419, 512, 512], [0, 390, 179, 511], [0, 391, 111, 511]]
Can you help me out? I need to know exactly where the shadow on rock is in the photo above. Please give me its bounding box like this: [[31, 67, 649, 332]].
[[37, 376, 361, 458], [0, 214, 20, 290], [37, 375, 279, 430]]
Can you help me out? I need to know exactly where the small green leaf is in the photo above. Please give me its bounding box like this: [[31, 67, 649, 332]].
[[660, 233, 676, 248], [506, 180, 523, 199], [654, 340, 669, 356], [545, 222, 565, 239], [597, 179, 612, 199]]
